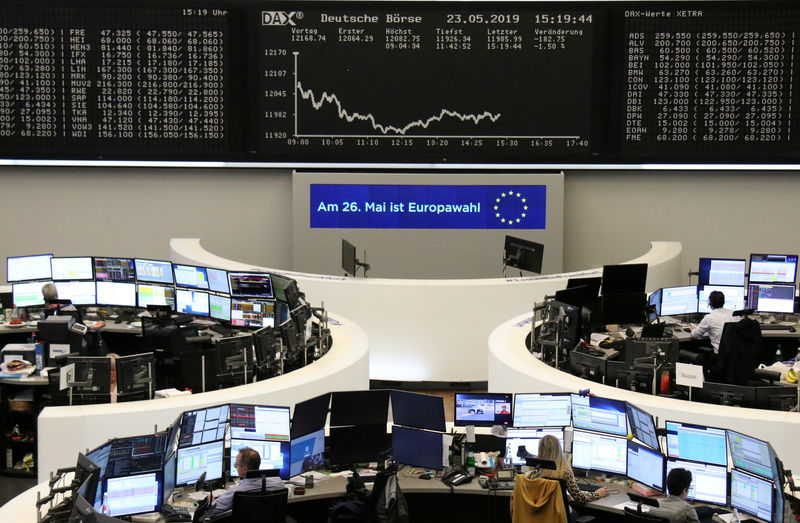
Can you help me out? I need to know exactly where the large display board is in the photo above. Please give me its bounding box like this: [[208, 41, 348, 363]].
[[4, 1, 800, 164]]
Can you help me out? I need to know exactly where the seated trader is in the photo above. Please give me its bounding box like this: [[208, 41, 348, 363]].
[[691, 290, 734, 353], [649, 468, 700, 523], [204, 447, 283, 519]]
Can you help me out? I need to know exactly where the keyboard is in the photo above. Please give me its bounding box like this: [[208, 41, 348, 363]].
[[209, 324, 235, 337], [162, 504, 191, 522], [577, 483, 601, 492], [760, 323, 796, 331]]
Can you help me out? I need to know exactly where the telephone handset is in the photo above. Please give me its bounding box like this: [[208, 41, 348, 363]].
[[442, 468, 473, 487]]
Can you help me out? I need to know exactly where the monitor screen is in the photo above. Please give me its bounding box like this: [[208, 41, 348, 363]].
[[570, 429, 627, 475], [53, 281, 96, 306], [665, 421, 727, 467], [747, 283, 795, 314], [51, 257, 93, 281], [178, 405, 229, 448], [731, 468, 774, 521], [390, 390, 446, 432], [727, 430, 774, 480], [137, 284, 176, 310], [512, 393, 572, 428], [163, 451, 176, 504], [503, 235, 544, 274], [175, 289, 210, 317], [229, 438, 290, 480], [95, 281, 136, 307], [229, 272, 273, 299], [330, 390, 390, 427], [93, 257, 136, 282], [104, 471, 163, 517], [115, 353, 155, 398], [601, 264, 647, 295], [291, 393, 331, 439], [231, 298, 275, 328], [87, 443, 111, 512], [7, 254, 53, 282], [207, 268, 230, 294], [505, 428, 564, 466], [626, 403, 660, 451], [209, 294, 231, 322], [175, 441, 224, 487], [342, 239, 357, 276], [100, 434, 168, 485], [328, 425, 389, 466], [12, 281, 48, 307], [749, 254, 798, 284], [230, 404, 290, 442], [290, 428, 325, 478], [134, 259, 173, 285], [698, 258, 747, 287], [659, 285, 698, 316], [454, 393, 513, 427], [666, 458, 728, 505], [626, 440, 664, 492], [173, 264, 209, 290], [648, 288, 662, 317], [391, 426, 444, 471], [570, 394, 627, 436], [698, 285, 746, 313]]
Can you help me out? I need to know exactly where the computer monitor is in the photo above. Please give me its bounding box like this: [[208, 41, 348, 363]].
[[103, 470, 164, 517], [175, 441, 224, 486], [12, 281, 50, 307], [659, 285, 698, 316], [602, 293, 646, 325], [54, 281, 96, 306], [137, 284, 176, 310], [555, 285, 599, 308], [665, 421, 727, 466], [172, 264, 209, 289], [568, 350, 607, 383], [328, 425, 389, 466], [454, 392, 513, 427], [626, 440, 665, 492], [116, 353, 155, 402], [7, 254, 53, 282], [252, 326, 278, 376], [749, 253, 798, 284], [230, 404, 290, 442], [512, 393, 571, 428], [731, 468, 775, 522], [695, 382, 758, 408], [95, 281, 136, 307], [231, 298, 275, 328], [175, 289, 210, 316], [626, 403, 660, 451], [342, 239, 357, 276], [570, 429, 627, 475], [229, 272, 273, 299], [101, 434, 169, 479], [755, 385, 798, 411], [270, 274, 295, 304], [666, 458, 728, 505], [163, 450, 176, 504], [282, 280, 302, 310], [390, 390, 446, 432], [570, 394, 627, 437], [290, 392, 331, 439], [624, 337, 679, 366], [206, 268, 229, 294], [503, 235, 544, 274], [50, 257, 93, 281], [330, 390, 390, 427], [289, 428, 325, 478], [648, 288, 662, 316], [215, 336, 252, 383], [74, 453, 101, 506], [229, 438, 290, 480], [567, 276, 603, 294], [67, 355, 112, 395], [505, 428, 564, 466], [178, 404, 229, 448], [93, 257, 136, 282], [279, 319, 301, 355], [727, 429, 774, 480], [601, 264, 647, 295], [698, 258, 747, 287], [698, 285, 746, 313], [209, 294, 231, 322], [747, 283, 795, 313], [391, 426, 444, 471], [134, 259, 173, 285]]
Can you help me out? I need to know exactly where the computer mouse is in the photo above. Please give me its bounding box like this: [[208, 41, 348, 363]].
[[419, 473, 432, 480]]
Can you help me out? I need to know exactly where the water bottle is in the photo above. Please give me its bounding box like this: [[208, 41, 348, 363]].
[[467, 449, 476, 477], [34, 343, 44, 371]]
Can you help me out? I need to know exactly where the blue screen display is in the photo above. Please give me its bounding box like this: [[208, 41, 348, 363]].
[[310, 184, 546, 229], [666, 421, 727, 467]]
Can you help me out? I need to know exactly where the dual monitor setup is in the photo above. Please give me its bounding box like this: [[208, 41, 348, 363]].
[[456, 391, 784, 523]]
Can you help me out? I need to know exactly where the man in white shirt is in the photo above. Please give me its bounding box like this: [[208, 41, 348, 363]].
[[691, 290, 735, 353], [204, 447, 284, 518]]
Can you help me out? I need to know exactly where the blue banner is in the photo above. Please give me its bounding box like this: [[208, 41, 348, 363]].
[[310, 184, 546, 229]]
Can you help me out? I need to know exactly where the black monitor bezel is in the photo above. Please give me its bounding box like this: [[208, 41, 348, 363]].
[[726, 429, 775, 481], [290, 392, 331, 439], [6, 253, 54, 282], [570, 394, 628, 437], [601, 263, 648, 295], [50, 256, 94, 281], [390, 390, 446, 432], [133, 258, 174, 285], [730, 468, 776, 522], [503, 235, 544, 274], [329, 390, 390, 427], [453, 392, 513, 428], [665, 457, 729, 506], [342, 239, 357, 276], [103, 469, 164, 517], [625, 402, 660, 452], [228, 271, 274, 299], [626, 439, 665, 492], [512, 392, 573, 428], [391, 425, 445, 471], [92, 256, 136, 282], [175, 288, 211, 317], [172, 264, 210, 290], [570, 428, 628, 476], [698, 257, 747, 287], [664, 420, 728, 467], [94, 280, 137, 307], [748, 253, 799, 284]]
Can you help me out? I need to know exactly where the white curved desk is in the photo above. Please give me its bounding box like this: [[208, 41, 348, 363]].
[[488, 311, 800, 475], [36, 313, 368, 483], [171, 239, 682, 382]]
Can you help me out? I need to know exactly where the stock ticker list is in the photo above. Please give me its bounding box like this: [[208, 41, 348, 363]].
[[622, 8, 798, 157], [0, 7, 230, 157], [258, 6, 597, 161]]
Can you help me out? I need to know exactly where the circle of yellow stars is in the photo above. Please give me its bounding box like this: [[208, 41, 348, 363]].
[[494, 189, 528, 226]]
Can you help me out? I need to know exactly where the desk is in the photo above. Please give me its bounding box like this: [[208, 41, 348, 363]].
[[0, 372, 48, 478]]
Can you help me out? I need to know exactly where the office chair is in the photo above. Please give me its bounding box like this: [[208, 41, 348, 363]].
[[622, 507, 670, 522], [556, 479, 595, 523], [231, 488, 297, 523], [711, 319, 762, 385]]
